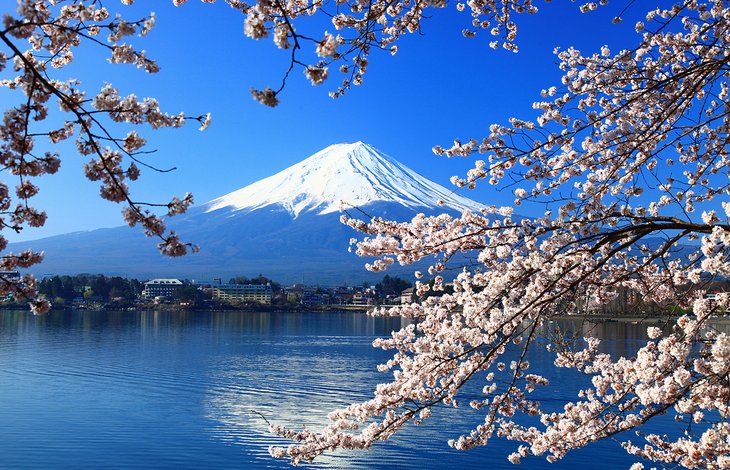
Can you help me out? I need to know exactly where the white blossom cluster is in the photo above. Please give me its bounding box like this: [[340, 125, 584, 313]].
[[0, 0, 210, 313], [266, 1, 730, 467]]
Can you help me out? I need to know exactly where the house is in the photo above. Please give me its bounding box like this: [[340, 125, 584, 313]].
[[212, 284, 272, 304], [0, 271, 21, 283], [352, 291, 374, 306], [400, 287, 415, 304], [142, 279, 184, 300]]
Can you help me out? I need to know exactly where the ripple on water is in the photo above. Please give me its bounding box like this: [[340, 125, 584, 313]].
[[0, 310, 675, 469]]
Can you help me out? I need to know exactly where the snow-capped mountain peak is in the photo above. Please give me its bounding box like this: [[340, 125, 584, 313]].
[[204, 141, 484, 217]]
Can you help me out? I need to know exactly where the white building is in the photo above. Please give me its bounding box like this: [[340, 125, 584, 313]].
[[212, 284, 272, 304], [400, 287, 415, 304], [142, 279, 184, 300]]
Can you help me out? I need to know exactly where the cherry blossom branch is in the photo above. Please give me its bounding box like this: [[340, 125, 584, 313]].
[[0, 1, 213, 312]]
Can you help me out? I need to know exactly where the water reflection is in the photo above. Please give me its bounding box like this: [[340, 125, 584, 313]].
[[200, 311, 413, 468], [204, 338, 390, 468], [532, 316, 730, 359], [1, 309, 723, 469]]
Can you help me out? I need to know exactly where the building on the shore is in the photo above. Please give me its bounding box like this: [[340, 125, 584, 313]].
[[400, 287, 415, 304], [142, 279, 184, 300], [212, 284, 272, 304], [301, 291, 330, 305], [352, 291, 374, 306], [0, 271, 21, 283]]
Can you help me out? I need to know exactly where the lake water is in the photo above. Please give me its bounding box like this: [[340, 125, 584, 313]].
[[0, 310, 720, 469]]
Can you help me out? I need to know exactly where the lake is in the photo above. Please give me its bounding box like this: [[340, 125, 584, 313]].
[[0, 310, 717, 469]]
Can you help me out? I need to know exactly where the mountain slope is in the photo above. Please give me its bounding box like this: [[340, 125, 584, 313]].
[[10, 142, 485, 283], [204, 141, 483, 217]]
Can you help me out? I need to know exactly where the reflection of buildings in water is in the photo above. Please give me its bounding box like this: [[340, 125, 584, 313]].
[[705, 318, 730, 335], [531, 317, 730, 360], [530, 318, 674, 359], [206, 310, 410, 337]]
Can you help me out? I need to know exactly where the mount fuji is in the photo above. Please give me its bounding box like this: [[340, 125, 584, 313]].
[[204, 141, 483, 217], [11, 142, 485, 283]]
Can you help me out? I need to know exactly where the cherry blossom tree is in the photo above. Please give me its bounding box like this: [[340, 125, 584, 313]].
[[0, 0, 207, 312], [2, 0, 729, 467], [223, 0, 729, 467]]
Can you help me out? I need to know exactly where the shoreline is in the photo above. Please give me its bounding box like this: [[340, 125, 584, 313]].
[[2, 304, 728, 324]]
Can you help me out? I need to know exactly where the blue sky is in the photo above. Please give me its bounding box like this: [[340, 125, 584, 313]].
[[3, 1, 642, 242]]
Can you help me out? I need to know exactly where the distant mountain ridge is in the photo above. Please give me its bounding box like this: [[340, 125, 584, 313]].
[[10, 142, 486, 283]]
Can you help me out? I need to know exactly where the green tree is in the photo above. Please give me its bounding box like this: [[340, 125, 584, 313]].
[[374, 275, 411, 298], [174, 285, 206, 306]]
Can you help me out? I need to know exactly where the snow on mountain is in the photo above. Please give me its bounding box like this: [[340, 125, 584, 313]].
[[204, 141, 484, 217]]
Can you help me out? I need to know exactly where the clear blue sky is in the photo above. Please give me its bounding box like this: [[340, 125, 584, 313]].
[[2, 1, 642, 242]]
